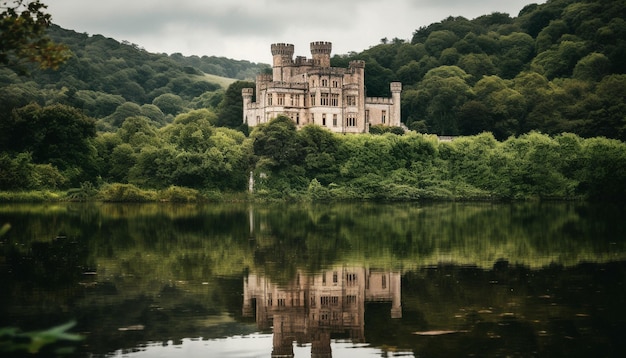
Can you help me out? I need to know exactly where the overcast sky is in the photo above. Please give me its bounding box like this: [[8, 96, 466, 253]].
[[48, 0, 544, 64]]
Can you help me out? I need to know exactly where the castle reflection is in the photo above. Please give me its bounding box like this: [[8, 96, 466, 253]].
[[243, 266, 402, 358]]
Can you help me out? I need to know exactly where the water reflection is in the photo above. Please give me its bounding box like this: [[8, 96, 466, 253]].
[[1, 202, 625, 357], [243, 267, 401, 357]]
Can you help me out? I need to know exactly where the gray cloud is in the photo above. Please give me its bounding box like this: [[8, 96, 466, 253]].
[[48, 0, 543, 63]]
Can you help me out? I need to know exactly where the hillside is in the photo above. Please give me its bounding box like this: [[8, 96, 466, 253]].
[[332, 0, 626, 140], [0, 25, 268, 127]]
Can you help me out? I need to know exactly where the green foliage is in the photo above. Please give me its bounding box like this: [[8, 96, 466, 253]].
[[97, 183, 157, 202], [217, 80, 255, 129], [158, 185, 201, 202], [0, 321, 83, 355], [0, 103, 98, 186], [0, 0, 71, 72]]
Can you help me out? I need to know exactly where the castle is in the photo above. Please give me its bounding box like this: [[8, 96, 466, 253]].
[[242, 42, 402, 133]]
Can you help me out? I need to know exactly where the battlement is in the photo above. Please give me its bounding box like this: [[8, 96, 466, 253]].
[[390, 82, 402, 92], [256, 73, 273, 82], [366, 97, 394, 104], [310, 41, 332, 55], [349, 60, 365, 69], [242, 88, 253, 96], [271, 43, 294, 57]]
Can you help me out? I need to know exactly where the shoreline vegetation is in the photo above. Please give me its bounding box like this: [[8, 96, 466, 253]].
[[1, 129, 624, 204]]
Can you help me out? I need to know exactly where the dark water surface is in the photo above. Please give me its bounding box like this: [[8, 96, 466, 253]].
[[1, 202, 625, 357]]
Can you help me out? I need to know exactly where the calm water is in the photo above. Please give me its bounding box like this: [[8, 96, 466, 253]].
[[1, 202, 625, 357]]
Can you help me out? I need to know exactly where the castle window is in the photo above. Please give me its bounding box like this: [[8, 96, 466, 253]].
[[331, 94, 339, 106], [277, 93, 285, 105], [320, 93, 329, 106], [332, 80, 338, 88], [333, 271, 338, 283], [382, 110, 387, 124], [346, 273, 357, 286], [292, 94, 300, 106], [346, 295, 357, 305], [322, 273, 326, 285], [311, 93, 316, 106], [296, 113, 300, 125], [347, 114, 357, 127], [347, 96, 356, 106], [333, 114, 337, 127], [321, 79, 328, 87], [267, 94, 272, 106], [382, 274, 387, 289], [322, 114, 326, 126]]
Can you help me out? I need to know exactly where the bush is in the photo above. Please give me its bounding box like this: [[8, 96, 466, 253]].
[[158, 186, 201, 202], [97, 183, 157, 202]]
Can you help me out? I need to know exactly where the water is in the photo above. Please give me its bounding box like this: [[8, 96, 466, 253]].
[[1, 202, 625, 357]]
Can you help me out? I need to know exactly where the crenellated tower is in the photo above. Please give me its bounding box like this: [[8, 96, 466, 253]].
[[271, 43, 294, 81], [310, 41, 332, 67], [390, 82, 402, 126]]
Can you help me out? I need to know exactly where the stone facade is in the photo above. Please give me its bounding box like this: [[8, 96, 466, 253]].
[[242, 42, 402, 133]]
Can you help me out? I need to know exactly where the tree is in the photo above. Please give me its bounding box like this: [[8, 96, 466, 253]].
[[0, 0, 70, 72], [251, 115, 303, 169], [217, 80, 255, 129], [1, 103, 97, 185]]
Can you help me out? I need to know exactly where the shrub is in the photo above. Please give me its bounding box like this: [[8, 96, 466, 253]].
[[97, 183, 157, 202], [158, 186, 201, 202]]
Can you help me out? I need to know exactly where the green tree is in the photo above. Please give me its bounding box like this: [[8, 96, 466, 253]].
[[251, 115, 303, 170], [297, 125, 339, 185], [0, 0, 70, 71], [152, 93, 184, 116], [424, 30, 459, 57], [417, 66, 473, 135], [1, 103, 97, 185], [217, 80, 254, 129], [572, 52, 611, 82]]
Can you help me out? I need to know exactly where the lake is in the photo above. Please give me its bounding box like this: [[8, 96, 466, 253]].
[[1, 202, 625, 357]]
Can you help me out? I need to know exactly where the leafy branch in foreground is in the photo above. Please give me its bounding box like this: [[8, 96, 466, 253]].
[[0, 0, 71, 72], [0, 321, 83, 355]]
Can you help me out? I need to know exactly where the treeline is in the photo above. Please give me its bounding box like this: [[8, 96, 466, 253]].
[[1, 109, 625, 201], [332, 0, 626, 140], [0, 25, 268, 128]]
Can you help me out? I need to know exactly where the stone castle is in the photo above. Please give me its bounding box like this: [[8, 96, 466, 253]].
[[242, 42, 402, 133]]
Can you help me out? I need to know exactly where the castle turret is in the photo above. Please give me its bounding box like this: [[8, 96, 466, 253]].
[[241, 88, 253, 124], [390, 82, 402, 127], [271, 43, 294, 81], [310, 41, 332, 67]]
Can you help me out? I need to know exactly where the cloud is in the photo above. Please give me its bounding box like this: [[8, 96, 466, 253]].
[[48, 0, 543, 63]]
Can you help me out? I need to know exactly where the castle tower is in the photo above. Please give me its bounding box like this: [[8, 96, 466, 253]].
[[390, 82, 402, 127], [241, 88, 253, 125], [310, 41, 332, 67], [271, 43, 294, 81]]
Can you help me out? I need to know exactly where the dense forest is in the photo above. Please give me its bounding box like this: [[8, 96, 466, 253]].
[[0, 0, 625, 201]]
